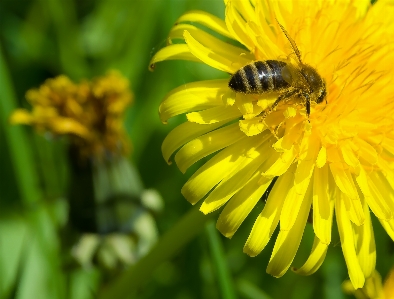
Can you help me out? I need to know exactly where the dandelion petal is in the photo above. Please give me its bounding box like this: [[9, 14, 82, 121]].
[[159, 80, 227, 123], [330, 163, 365, 226], [176, 10, 233, 39], [262, 146, 297, 179], [316, 146, 327, 168], [200, 139, 269, 214], [312, 165, 334, 244], [162, 121, 225, 164], [356, 169, 392, 220], [379, 219, 394, 241], [243, 170, 294, 257], [186, 105, 241, 125], [181, 135, 260, 204], [239, 118, 267, 136], [353, 200, 376, 279], [175, 123, 246, 173], [336, 195, 365, 289], [169, 24, 254, 63], [267, 181, 312, 277], [217, 175, 272, 238], [292, 236, 329, 276], [149, 44, 199, 71], [183, 30, 247, 73]]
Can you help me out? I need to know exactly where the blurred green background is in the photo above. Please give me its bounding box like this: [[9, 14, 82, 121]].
[[1, 0, 393, 298]]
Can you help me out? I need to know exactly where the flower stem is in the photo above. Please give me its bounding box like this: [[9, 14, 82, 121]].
[[206, 221, 237, 299], [98, 204, 214, 298]]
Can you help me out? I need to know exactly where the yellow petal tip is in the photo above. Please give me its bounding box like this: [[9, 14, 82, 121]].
[[243, 247, 258, 257]]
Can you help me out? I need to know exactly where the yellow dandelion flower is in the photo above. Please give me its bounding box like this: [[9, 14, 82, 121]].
[[343, 269, 394, 299], [151, 0, 394, 288], [10, 71, 132, 159]]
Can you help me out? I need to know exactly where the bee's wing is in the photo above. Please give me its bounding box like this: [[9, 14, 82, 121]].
[[285, 59, 309, 87]]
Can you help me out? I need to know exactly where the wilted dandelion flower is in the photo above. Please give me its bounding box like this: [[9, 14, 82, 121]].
[[11, 71, 162, 269], [11, 71, 132, 159], [151, 0, 394, 288]]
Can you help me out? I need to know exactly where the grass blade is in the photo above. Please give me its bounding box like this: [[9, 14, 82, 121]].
[[206, 221, 237, 299], [0, 43, 42, 204]]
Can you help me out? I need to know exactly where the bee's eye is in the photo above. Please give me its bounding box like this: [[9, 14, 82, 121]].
[[316, 88, 326, 104]]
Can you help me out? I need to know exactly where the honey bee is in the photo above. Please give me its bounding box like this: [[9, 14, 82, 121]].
[[229, 23, 326, 118]]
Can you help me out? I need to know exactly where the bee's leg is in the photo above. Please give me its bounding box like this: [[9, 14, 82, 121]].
[[303, 93, 311, 121], [262, 88, 298, 138], [262, 88, 298, 118], [274, 122, 285, 138], [274, 89, 305, 135]]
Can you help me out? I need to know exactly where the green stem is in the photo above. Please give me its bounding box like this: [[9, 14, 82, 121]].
[[0, 43, 42, 204], [206, 221, 237, 299], [98, 204, 213, 299]]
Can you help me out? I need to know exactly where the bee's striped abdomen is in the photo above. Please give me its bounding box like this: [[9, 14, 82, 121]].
[[229, 60, 290, 94]]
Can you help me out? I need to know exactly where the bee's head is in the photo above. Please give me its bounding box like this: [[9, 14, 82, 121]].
[[302, 65, 326, 104]]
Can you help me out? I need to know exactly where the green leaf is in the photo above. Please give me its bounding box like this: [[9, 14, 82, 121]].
[[0, 214, 28, 297], [68, 269, 101, 299], [16, 206, 66, 299], [98, 204, 215, 298]]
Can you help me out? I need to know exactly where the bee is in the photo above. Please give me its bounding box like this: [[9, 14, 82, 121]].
[[229, 23, 326, 118]]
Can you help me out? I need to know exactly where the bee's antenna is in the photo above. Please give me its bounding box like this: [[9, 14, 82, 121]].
[[276, 19, 303, 64]]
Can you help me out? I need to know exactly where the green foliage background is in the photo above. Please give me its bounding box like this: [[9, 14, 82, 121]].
[[0, 0, 393, 298]]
